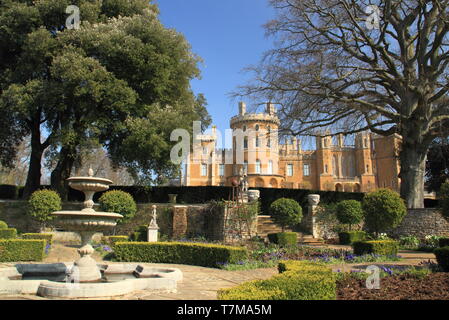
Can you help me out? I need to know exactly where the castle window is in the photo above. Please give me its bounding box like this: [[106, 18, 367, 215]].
[[201, 164, 207, 177], [268, 160, 273, 175], [255, 136, 260, 148], [244, 161, 248, 174], [287, 164, 294, 177], [219, 164, 225, 177], [303, 164, 310, 176], [255, 124, 260, 131], [267, 138, 271, 148], [325, 164, 329, 173], [243, 125, 247, 132], [244, 137, 248, 149], [256, 160, 262, 174]]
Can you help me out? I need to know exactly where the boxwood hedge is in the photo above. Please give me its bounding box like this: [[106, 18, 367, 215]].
[[114, 242, 248, 268], [434, 246, 449, 272], [338, 231, 367, 245], [21, 233, 53, 246], [0, 239, 46, 262], [352, 240, 399, 256], [267, 232, 298, 246], [218, 260, 336, 300], [0, 228, 17, 239]]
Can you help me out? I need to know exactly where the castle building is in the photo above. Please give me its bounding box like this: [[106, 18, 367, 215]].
[[183, 102, 401, 193]]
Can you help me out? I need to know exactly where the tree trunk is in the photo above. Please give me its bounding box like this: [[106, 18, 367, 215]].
[[51, 146, 76, 201], [22, 124, 44, 199], [399, 138, 429, 209]]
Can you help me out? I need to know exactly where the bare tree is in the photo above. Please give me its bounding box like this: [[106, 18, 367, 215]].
[[236, 0, 449, 208]]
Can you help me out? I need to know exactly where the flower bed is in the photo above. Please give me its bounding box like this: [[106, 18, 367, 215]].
[[337, 272, 449, 300]]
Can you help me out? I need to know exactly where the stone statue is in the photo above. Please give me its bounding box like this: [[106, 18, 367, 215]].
[[149, 205, 158, 228]]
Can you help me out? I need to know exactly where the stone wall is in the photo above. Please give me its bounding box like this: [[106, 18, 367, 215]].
[[0, 200, 218, 240], [389, 208, 449, 239]]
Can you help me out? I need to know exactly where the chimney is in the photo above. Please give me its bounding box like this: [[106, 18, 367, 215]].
[[239, 102, 246, 115]]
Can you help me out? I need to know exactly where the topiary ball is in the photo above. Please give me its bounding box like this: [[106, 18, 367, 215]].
[[335, 200, 364, 227], [0, 220, 8, 229], [28, 189, 62, 223], [362, 188, 407, 235], [99, 190, 137, 224], [269, 198, 302, 230]]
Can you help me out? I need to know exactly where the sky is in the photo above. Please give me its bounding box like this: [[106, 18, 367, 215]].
[[154, 0, 277, 144]]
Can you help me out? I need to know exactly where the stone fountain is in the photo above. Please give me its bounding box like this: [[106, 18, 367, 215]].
[[0, 168, 182, 299], [52, 168, 123, 282]]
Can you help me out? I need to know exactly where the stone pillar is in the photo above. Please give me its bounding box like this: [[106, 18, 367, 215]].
[[307, 194, 320, 238], [172, 205, 188, 239]]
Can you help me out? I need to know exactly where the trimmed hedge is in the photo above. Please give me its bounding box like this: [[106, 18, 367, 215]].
[[267, 232, 298, 246], [338, 231, 367, 245], [0, 228, 17, 239], [352, 240, 399, 256], [0, 221, 7, 229], [439, 238, 449, 248], [218, 260, 336, 300], [0, 239, 46, 262], [5, 185, 364, 208], [114, 242, 248, 268], [21, 233, 53, 246], [0, 185, 18, 200], [434, 247, 449, 272]]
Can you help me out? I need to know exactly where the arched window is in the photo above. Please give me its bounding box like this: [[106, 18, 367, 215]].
[[255, 124, 260, 131]]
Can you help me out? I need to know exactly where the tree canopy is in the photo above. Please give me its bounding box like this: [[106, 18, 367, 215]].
[[0, 0, 210, 198]]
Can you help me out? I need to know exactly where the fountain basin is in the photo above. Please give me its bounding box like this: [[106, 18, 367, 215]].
[[0, 263, 182, 298]]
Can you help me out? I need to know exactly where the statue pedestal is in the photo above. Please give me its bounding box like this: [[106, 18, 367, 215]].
[[147, 226, 159, 242]]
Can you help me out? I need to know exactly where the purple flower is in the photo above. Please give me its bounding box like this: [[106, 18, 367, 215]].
[[102, 245, 112, 252]]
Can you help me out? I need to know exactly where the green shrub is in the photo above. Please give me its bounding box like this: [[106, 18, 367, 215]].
[[352, 240, 399, 256], [99, 190, 137, 224], [21, 233, 53, 246], [439, 182, 449, 220], [28, 189, 61, 229], [399, 235, 420, 249], [434, 247, 449, 272], [439, 237, 449, 248], [0, 228, 17, 239], [269, 198, 302, 231], [335, 200, 364, 230], [267, 232, 298, 246], [0, 221, 7, 229], [338, 231, 366, 245], [362, 189, 407, 236], [218, 260, 336, 300], [114, 242, 248, 268], [102, 236, 129, 246], [0, 239, 45, 262]]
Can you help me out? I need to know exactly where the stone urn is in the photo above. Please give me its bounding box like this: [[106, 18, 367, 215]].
[[307, 194, 320, 206], [247, 190, 260, 203]]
